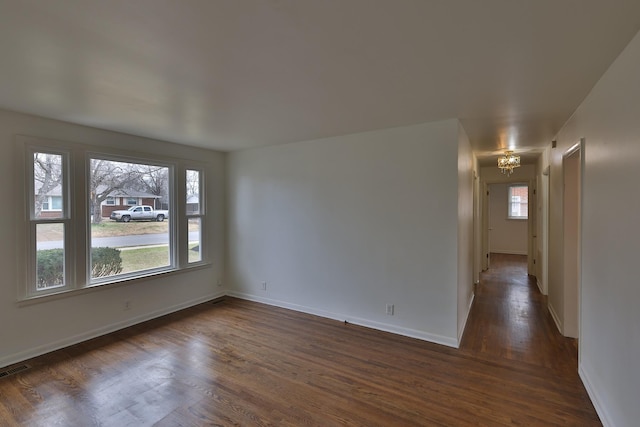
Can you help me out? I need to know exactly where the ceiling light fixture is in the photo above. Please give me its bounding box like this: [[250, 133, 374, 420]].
[[497, 150, 520, 176]]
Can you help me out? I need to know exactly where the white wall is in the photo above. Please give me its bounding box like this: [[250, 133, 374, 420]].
[[549, 30, 640, 427], [480, 164, 536, 184], [227, 120, 466, 346], [0, 109, 226, 367], [488, 183, 528, 255]]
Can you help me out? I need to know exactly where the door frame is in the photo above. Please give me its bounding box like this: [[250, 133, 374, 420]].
[[481, 182, 490, 270], [481, 179, 535, 272], [561, 138, 584, 341]]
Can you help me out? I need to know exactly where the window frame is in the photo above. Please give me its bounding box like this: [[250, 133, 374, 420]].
[[86, 152, 177, 286], [25, 145, 74, 298], [185, 167, 206, 266], [507, 183, 529, 220], [17, 136, 209, 301]]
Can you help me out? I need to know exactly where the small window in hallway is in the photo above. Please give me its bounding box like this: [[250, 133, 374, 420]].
[[508, 184, 528, 219]]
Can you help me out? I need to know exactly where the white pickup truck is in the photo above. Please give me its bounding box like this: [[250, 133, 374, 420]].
[[110, 205, 169, 222]]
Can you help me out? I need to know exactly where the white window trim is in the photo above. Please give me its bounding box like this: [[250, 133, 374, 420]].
[[16, 135, 209, 301], [185, 167, 206, 265], [87, 152, 177, 287], [25, 145, 73, 298]]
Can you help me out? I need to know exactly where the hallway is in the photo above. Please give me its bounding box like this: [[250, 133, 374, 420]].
[[461, 253, 581, 375]]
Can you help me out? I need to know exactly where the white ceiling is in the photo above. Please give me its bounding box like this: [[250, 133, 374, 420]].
[[1, 1, 639, 164]]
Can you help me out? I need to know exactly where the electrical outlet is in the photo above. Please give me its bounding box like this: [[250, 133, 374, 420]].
[[261, 281, 267, 290], [217, 280, 223, 287], [386, 304, 394, 315], [124, 300, 131, 311]]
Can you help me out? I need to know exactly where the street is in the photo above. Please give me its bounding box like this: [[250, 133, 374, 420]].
[[37, 232, 200, 250]]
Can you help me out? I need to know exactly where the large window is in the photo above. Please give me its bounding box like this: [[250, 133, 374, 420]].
[[89, 157, 172, 283], [508, 184, 528, 219], [20, 137, 207, 299]]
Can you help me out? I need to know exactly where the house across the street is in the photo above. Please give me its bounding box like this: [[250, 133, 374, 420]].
[[99, 189, 163, 219], [36, 185, 164, 219]]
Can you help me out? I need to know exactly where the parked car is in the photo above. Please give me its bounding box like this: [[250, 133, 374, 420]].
[[110, 205, 169, 222]]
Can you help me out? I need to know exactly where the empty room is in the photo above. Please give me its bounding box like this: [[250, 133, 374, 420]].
[[1, 1, 639, 426]]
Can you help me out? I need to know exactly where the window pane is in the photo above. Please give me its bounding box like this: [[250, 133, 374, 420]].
[[186, 169, 200, 215], [34, 153, 63, 219], [89, 158, 171, 280], [36, 223, 65, 290], [51, 196, 63, 210], [508, 185, 528, 218], [188, 218, 202, 263]]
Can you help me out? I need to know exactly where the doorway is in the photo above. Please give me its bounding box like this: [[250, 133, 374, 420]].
[[485, 183, 529, 264], [561, 140, 583, 339]]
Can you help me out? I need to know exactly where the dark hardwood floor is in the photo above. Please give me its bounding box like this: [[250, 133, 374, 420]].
[[459, 254, 580, 376], [0, 254, 600, 426]]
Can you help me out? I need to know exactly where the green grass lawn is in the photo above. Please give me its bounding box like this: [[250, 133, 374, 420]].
[[91, 220, 169, 237], [119, 243, 201, 273]]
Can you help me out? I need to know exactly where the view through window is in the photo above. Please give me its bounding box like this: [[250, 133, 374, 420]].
[[186, 169, 203, 263], [33, 152, 66, 290], [89, 158, 171, 282], [26, 139, 206, 299]]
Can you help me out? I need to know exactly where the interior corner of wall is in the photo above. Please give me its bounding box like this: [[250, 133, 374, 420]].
[[547, 302, 563, 334]]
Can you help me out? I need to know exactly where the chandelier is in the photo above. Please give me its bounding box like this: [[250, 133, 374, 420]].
[[497, 151, 520, 176]]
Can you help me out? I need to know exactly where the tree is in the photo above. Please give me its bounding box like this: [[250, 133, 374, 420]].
[[89, 159, 142, 223], [186, 169, 200, 198], [133, 165, 169, 209], [34, 153, 63, 218]]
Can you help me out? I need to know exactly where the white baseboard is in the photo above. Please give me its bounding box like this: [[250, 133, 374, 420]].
[[0, 291, 225, 369], [579, 365, 613, 427], [547, 302, 562, 334], [536, 277, 546, 295], [227, 290, 459, 348], [2, 288, 459, 368], [457, 293, 475, 344]]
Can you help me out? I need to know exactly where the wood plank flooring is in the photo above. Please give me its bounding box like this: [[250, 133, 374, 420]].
[[459, 254, 580, 376], [0, 254, 600, 426]]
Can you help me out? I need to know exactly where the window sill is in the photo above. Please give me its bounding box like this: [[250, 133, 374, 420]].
[[17, 262, 213, 306]]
